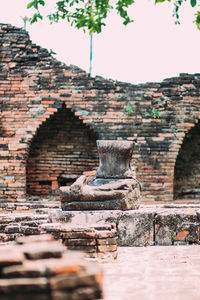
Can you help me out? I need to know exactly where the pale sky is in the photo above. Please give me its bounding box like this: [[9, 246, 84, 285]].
[[0, 0, 200, 84]]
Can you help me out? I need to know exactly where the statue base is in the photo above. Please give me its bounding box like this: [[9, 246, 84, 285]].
[[60, 176, 140, 211]]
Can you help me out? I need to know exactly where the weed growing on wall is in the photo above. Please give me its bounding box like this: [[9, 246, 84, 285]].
[[146, 108, 162, 119], [126, 103, 134, 115]]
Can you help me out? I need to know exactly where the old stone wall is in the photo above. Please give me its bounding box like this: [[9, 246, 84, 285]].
[[0, 23, 200, 203]]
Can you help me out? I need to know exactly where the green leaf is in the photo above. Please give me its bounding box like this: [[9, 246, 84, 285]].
[[33, 1, 38, 9], [190, 0, 196, 7], [155, 0, 168, 3], [194, 11, 200, 30], [30, 12, 43, 24], [151, 108, 162, 119], [126, 103, 134, 115], [39, 0, 45, 6], [27, 1, 35, 9]]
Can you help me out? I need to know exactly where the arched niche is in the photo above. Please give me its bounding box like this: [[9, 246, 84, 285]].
[[174, 121, 200, 200], [26, 105, 99, 196]]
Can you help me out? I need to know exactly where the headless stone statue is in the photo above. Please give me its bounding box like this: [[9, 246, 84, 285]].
[[60, 140, 141, 210]]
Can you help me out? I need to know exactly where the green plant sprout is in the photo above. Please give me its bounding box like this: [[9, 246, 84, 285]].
[[146, 108, 162, 119], [126, 103, 134, 115]]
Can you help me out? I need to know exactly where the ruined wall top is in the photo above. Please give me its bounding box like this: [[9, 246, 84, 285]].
[[1, 23, 200, 89]]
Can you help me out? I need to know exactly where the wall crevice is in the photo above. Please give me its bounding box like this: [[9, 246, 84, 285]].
[[174, 121, 200, 199], [26, 106, 99, 196]]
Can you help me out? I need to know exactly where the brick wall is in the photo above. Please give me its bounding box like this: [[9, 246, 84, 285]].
[[0, 23, 200, 203]]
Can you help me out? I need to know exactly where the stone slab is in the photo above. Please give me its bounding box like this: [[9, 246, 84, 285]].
[[61, 196, 139, 210], [118, 210, 155, 246], [48, 208, 155, 246], [154, 208, 200, 245]]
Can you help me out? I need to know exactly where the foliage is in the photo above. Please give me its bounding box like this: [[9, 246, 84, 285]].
[[155, 0, 200, 29], [115, 218, 120, 230], [151, 108, 162, 119], [27, 0, 200, 34], [27, 0, 134, 34], [171, 234, 176, 244], [146, 108, 162, 119], [126, 102, 134, 115]]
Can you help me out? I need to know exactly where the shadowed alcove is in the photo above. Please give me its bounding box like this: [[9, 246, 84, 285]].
[[174, 121, 200, 200], [26, 105, 99, 196]]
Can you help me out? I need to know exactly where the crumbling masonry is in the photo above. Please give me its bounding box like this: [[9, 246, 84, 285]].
[[0, 23, 200, 203]]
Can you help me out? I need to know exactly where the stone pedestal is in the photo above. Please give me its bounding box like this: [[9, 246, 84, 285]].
[[60, 140, 140, 210], [96, 140, 134, 178]]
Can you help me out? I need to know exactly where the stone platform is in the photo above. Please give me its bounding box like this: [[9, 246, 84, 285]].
[[48, 204, 200, 246], [1, 202, 200, 247]]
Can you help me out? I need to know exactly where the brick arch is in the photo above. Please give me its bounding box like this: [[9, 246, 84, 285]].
[[26, 105, 99, 196], [173, 120, 200, 200]]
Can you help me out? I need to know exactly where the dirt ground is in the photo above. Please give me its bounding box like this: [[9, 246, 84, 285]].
[[102, 245, 200, 300]]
